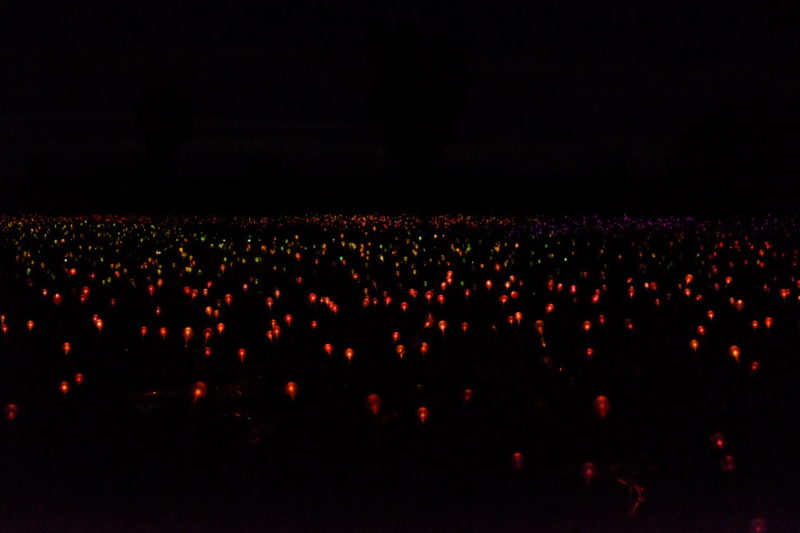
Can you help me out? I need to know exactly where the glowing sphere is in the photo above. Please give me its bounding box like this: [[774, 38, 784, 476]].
[[192, 381, 207, 402], [593, 395, 610, 419], [366, 393, 382, 416], [285, 381, 298, 400], [729, 345, 741, 362]]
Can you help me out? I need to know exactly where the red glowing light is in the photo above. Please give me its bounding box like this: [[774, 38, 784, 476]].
[[417, 406, 429, 424], [6, 404, 19, 421], [594, 395, 610, 419], [511, 451, 525, 471], [366, 393, 382, 416]]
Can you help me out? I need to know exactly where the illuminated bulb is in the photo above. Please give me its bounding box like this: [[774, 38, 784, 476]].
[[285, 381, 297, 401], [192, 381, 207, 403], [366, 393, 381, 416], [183, 327, 193, 346], [417, 406, 429, 424], [729, 345, 741, 362], [593, 395, 610, 419]]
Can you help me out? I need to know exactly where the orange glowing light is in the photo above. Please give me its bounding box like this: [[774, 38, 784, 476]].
[[729, 345, 741, 362], [192, 381, 207, 402], [582, 462, 596, 485], [285, 381, 298, 400], [183, 327, 194, 346]]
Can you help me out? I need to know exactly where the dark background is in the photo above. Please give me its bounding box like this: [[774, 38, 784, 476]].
[[1, 1, 800, 213]]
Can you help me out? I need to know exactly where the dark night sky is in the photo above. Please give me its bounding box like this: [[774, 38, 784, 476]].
[[1, 1, 799, 212]]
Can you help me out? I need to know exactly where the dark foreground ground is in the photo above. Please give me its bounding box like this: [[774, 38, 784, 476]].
[[0, 215, 798, 532]]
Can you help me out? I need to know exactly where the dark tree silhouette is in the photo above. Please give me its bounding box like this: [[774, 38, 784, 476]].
[[367, 27, 469, 173]]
